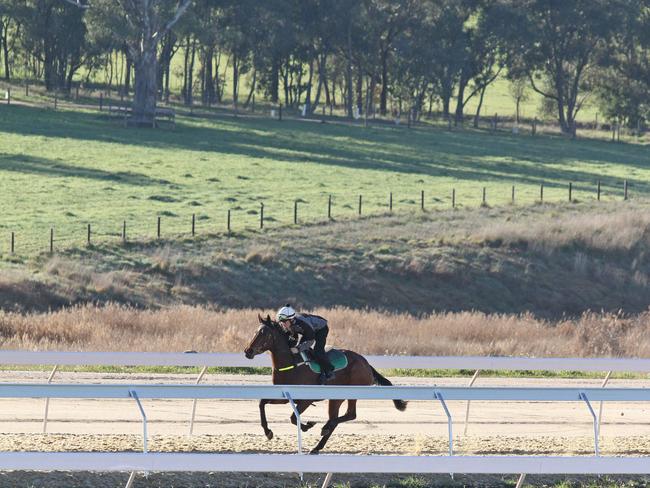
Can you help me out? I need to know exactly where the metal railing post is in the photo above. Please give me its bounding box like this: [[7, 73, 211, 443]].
[[42, 365, 59, 433], [129, 390, 148, 453], [579, 392, 600, 456], [283, 391, 302, 454], [321, 472, 333, 488], [435, 391, 453, 456], [188, 366, 208, 436], [598, 371, 612, 434], [463, 369, 481, 435], [515, 473, 526, 488]]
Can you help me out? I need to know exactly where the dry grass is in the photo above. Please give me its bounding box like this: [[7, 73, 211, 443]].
[[1, 304, 649, 358]]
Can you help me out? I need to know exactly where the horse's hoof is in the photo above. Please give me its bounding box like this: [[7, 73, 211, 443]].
[[309, 449, 320, 455], [265, 430, 274, 440], [301, 421, 316, 432]]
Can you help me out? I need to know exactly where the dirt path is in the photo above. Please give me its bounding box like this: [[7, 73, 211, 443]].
[[2, 371, 650, 487]]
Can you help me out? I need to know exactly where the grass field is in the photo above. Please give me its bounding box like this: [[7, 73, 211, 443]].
[[0, 101, 647, 257]]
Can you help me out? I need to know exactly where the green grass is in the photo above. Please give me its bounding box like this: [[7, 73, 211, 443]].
[[1, 364, 647, 380], [0, 102, 647, 257]]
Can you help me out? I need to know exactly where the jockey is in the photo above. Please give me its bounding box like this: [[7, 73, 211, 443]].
[[277, 304, 335, 384]]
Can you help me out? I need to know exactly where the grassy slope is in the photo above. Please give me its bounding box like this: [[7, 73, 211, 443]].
[[0, 103, 648, 257], [2, 198, 650, 319]]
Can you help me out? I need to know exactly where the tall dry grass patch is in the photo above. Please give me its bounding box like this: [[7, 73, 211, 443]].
[[1, 304, 649, 358], [476, 208, 650, 253]]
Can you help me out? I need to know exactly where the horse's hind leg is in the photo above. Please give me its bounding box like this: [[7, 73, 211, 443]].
[[290, 400, 317, 432], [322, 399, 357, 436], [311, 399, 358, 454]]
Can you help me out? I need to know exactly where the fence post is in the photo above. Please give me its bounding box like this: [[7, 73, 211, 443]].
[[597, 180, 601, 201], [389, 192, 393, 213], [511, 185, 515, 204], [5, 87, 10, 105], [192, 214, 196, 236], [532, 118, 537, 136], [294, 200, 298, 224], [227, 210, 231, 233], [569, 182, 573, 202], [482, 187, 486, 206], [328, 195, 332, 220], [260, 203, 264, 229], [421, 190, 424, 211], [11, 232, 14, 254], [122, 221, 126, 243], [87, 224, 91, 246], [358, 195, 362, 215], [50, 228, 54, 253], [157, 217, 161, 239], [25, 83, 29, 97], [540, 183, 544, 203], [279, 103, 282, 121], [624, 180, 628, 200], [452, 188, 456, 208]]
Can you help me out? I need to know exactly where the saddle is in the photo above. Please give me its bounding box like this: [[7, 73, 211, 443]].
[[299, 348, 348, 374]]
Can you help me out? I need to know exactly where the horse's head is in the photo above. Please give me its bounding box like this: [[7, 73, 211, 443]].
[[244, 314, 288, 359]]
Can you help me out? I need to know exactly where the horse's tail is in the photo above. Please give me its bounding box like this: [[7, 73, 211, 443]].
[[370, 365, 407, 411]]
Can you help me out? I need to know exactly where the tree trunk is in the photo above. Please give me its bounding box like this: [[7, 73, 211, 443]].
[[187, 39, 196, 106], [243, 69, 256, 108], [356, 62, 363, 114], [202, 47, 214, 106], [132, 52, 158, 127], [270, 57, 279, 103], [124, 50, 132, 95], [232, 52, 239, 107], [346, 19, 353, 118], [380, 49, 388, 115], [454, 76, 468, 126], [304, 58, 314, 113], [1, 19, 10, 81], [474, 85, 487, 128]]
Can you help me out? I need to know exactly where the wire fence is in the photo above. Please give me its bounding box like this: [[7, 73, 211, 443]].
[[0, 179, 634, 258]]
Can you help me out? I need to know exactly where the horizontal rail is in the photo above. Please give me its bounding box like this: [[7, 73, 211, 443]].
[[1, 452, 650, 474], [3, 350, 650, 372], [2, 384, 650, 401]]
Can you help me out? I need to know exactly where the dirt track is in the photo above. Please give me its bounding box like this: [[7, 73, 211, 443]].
[[2, 371, 650, 487]]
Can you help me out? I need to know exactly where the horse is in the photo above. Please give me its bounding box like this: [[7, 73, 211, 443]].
[[244, 314, 407, 454]]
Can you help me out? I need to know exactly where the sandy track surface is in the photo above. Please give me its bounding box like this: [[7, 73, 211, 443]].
[[2, 371, 650, 487]]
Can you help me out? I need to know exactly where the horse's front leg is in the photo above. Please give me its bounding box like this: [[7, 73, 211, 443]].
[[259, 399, 274, 440]]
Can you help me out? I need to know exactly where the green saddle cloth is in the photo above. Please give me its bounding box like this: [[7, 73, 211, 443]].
[[302, 349, 348, 374]]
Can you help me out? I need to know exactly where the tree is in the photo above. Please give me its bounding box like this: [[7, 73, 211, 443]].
[[498, 0, 622, 135], [81, 0, 193, 126], [509, 77, 529, 124], [595, 0, 650, 128]]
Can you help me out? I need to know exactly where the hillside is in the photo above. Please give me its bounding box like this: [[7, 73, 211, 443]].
[[0, 102, 648, 257], [2, 199, 649, 319]]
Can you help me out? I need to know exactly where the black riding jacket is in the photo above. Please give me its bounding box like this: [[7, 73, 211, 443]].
[[290, 314, 328, 344]]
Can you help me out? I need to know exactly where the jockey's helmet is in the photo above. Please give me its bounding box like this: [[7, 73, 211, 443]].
[[277, 304, 296, 322]]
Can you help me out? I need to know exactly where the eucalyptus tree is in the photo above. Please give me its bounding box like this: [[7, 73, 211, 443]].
[[80, 0, 194, 125], [595, 0, 650, 128], [497, 0, 622, 134]]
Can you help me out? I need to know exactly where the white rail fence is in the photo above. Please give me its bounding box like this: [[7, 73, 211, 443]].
[[2, 351, 650, 486], [4, 350, 650, 435]]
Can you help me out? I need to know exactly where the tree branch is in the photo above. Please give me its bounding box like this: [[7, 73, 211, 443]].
[[527, 71, 558, 101], [61, 0, 89, 9], [155, 0, 193, 40]]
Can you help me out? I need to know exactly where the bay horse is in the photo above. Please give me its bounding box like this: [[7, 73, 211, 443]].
[[244, 314, 407, 454]]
